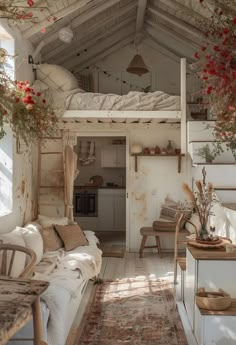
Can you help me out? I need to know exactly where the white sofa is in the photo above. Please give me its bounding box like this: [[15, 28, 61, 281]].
[[0, 216, 102, 345]]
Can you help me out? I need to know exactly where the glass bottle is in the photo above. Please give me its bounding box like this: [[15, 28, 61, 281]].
[[166, 140, 174, 154]]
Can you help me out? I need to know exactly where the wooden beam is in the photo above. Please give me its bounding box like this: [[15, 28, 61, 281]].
[[35, 0, 126, 47], [22, 0, 93, 39], [66, 25, 135, 70], [144, 37, 180, 63], [146, 18, 200, 50], [63, 110, 182, 119], [43, 2, 136, 61], [73, 36, 134, 72], [135, 0, 147, 42], [145, 24, 196, 61], [52, 17, 136, 66], [148, 5, 203, 39], [145, 27, 184, 59]]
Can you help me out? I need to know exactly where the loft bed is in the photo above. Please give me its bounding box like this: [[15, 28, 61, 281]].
[[33, 58, 187, 151]]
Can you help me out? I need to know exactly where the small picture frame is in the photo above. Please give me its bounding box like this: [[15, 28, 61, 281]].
[[16, 136, 27, 154]]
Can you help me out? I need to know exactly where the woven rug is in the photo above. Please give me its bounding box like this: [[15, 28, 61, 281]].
[[74, 278, 187, 345], [98, 244, 126, 258]]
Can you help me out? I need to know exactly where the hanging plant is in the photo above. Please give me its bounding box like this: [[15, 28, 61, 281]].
[[192, 0, 236, 159], [0, 1, 57, 26], [0, 63, 59, 144]]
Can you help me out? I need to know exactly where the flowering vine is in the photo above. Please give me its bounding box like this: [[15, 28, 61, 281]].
[[193, 0, 236, 160], [0, 1, 57, 29], [0, 64, 59, 144]]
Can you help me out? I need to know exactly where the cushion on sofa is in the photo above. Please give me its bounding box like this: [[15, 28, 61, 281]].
[[19, 224, 43, 264], [35, 64, 78, 91], [38, 214, 69, 227], [39, 226, 63, 252], [0, 228, 26, 277], [54, 224, 88, 251]]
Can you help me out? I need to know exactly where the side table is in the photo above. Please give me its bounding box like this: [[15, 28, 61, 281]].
[[0, 276, 49, 345]]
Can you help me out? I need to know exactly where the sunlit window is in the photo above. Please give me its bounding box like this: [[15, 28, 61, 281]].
[[0, 24, 14, 216], [0, 125, 13, 216]]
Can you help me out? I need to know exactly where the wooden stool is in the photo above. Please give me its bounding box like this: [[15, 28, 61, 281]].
[[139, 227, 162, 258]]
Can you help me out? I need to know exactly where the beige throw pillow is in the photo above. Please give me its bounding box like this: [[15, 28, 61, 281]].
[[54, 224, 88, 251], [39, 226, 63, 252]]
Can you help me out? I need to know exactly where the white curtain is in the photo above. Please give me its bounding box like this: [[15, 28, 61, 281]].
[[64, 144, 79, 221]]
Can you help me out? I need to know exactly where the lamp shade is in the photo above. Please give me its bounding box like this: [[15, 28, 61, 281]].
[[126, 54, 149, 76], [58, 27, 73, 44]]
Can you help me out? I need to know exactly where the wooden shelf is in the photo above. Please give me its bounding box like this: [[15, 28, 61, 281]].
[[193, 162, 235, 166], [131, 153, 185, 173]]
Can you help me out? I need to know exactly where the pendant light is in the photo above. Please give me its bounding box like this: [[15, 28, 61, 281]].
[[126, 54, 149, 76], [58, 27, 73, 44]]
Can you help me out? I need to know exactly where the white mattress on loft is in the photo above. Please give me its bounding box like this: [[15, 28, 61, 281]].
[[65, 90, 181, 111]]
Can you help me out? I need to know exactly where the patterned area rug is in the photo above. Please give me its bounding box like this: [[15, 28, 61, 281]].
[[74, 278, 187, 345]]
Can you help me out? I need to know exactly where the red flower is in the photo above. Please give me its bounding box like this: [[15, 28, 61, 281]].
[[26, 1, 33, 8], [194, 52, 200, 59], [201, 46, 207, 51], [223, 28, 229, 34], [213, 45, 220, 51], [42, 99, 46, 103], [15, 97, 20, 103], [27, 0, 34, 7], [233, 17, 236, 24], [36, 92, 41, 97]]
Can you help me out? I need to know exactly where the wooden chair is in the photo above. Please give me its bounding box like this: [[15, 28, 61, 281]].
[[0, 243, 37, 278], [174, 213, 197, 285], [0, 243, 47, 345]]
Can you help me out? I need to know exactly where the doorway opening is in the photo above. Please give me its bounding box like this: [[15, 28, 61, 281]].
[[73, 134, 128, 257]]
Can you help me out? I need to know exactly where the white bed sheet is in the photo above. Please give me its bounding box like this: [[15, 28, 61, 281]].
[[37, 84, 180, 112]]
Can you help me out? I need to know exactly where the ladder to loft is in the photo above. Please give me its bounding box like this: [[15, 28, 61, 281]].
[[37, 134, 66, 217]]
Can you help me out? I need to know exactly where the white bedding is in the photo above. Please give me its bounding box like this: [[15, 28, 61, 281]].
[[35, 83, 180, 111]]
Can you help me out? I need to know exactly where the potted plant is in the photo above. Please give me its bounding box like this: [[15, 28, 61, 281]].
[[195, 144, 216, 163]]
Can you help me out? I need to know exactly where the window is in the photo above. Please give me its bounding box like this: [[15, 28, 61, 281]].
[[0, 24, 14, 216], [0, 125, 13, 216]]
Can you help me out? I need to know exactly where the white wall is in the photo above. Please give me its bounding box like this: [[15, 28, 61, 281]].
[[43, 123, 190, 251], [0, 21, 37, 233]]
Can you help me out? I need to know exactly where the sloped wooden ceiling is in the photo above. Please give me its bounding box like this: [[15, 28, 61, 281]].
[[14, 0, 235, 73]]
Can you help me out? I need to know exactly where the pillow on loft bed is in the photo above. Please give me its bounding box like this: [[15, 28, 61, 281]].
[[35, 63, 79, 91]]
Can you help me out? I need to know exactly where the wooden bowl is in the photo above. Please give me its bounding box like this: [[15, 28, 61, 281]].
[[195, 288, 232, 311]]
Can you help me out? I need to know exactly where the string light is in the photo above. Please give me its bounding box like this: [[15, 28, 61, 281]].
[[86, 65, 150, 91]]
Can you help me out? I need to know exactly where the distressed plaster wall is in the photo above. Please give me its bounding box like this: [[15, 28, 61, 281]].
[[42, 123, 191, 251], [0, 22, 37, 233]]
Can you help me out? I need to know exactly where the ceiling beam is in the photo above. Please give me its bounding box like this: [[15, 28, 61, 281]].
[[148, 5, 203, 39], [35, 0, 126, 47], [157, 0, 207, 23], [146, 18, 200, 51], [135, 0, 147, 43], [145, 28, 182, 60], [73, 35, 133, 72], [144, 37, 179, 64], [66, 25, 135, 70], [43, 1, 136, 60], [145, 26, 194, 63], [53, 17, 136, 66], [22, 0, 94, 39]]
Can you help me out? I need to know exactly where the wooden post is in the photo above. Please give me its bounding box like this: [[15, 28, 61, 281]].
[[180, 58, 187, 154]]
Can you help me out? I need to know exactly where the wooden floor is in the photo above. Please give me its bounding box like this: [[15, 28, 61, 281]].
[[69, 252, 197, 345]]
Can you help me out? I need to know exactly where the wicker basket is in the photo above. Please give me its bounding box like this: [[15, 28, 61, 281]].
[[195, 288, 232, 311]]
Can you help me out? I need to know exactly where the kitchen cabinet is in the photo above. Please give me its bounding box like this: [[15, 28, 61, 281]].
[[98, 189, 126, 231], [101, 145, 126, 168]]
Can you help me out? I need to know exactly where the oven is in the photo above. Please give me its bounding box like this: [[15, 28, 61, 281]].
[[73, 188, 98, 217]]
